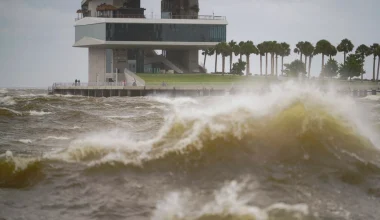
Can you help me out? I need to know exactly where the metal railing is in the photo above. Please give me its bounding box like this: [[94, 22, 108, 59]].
[[52, 82, 135, 88], [75, 14, 226, 21]]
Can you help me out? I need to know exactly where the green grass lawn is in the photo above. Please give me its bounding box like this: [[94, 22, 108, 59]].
[[137, 74, 272, 85]]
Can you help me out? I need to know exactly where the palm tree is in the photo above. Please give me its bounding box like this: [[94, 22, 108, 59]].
[[337, 39, 354, 64], [268, 41, 277, 75], [228, 40, 237, 73], [257, 43, 265, 76], [370, 44, 380, 81], [294, 48, 300, 60], [303, 42, 315, 78], [328, 45, 337, 59], [314, 39, 333, 77], [355, 44, 371, 81], [208, 48, 215, 73], [238, 41, 245, 61], [241, 41, 259, 76], [295, 41, 305, 61], [274, 43, 282, 76], [219, 42, 230, 75], [263, 41, 270, 76], [278, 42, 291, 76], [201, 49, 210, 69]]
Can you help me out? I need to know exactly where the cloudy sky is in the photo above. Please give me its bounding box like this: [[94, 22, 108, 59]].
[[0, 0, 379, 88]]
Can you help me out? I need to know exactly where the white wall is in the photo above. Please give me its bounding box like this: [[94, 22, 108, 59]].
[[89, 48, 106, 82]]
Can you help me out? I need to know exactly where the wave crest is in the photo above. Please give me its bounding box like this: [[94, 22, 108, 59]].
[[152, 180, 311, 220], [49, 83, 380, 172], [0, 151, 44, 188]]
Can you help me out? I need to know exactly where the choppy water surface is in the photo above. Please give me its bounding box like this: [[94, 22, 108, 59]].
[[1, 83, 380, 220]]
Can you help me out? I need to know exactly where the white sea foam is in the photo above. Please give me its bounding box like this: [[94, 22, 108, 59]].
[[105, 115, 134, 119], [18, 139, 33, 144], [47, 81, 380, 166], [152, 180, 309, 220], [29, 111, 53, 116], [361, 95, 380, 101], [0, 88, 8, 94], [0, 150, 39, 171], [19, 93, 48, 97], [152, 96, 199, 105], [0, 96, 16, 106], [43, 136, 70, 140], [54, 94, 74, 98]]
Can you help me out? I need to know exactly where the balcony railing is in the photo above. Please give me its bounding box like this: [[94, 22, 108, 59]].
[[75, 14, 226, 21]]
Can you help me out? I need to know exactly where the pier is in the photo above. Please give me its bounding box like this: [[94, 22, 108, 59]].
[[49, 82, 380, 98]]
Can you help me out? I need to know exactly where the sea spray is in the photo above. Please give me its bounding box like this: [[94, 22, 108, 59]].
[[48, 82, 380, 169], [151, 179, 310, 220]]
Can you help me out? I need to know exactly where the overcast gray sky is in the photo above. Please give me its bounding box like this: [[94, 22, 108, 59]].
[[0, 0, 379, 88]]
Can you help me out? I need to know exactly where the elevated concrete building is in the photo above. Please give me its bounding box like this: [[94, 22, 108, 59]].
[[75, 0, 227, 83]]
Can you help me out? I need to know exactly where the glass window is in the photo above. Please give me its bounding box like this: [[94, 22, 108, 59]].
[[106, 23, 226, 42]]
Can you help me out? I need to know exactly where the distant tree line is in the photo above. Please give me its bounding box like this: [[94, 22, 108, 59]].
[[202, 39, 380, 81]]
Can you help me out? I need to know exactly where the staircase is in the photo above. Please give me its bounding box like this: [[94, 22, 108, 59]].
[[145, 55, 185, 74], [124, 69, 145, 86]]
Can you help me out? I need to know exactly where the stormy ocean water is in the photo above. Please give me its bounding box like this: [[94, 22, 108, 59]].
[[1, 82, 380, 220]]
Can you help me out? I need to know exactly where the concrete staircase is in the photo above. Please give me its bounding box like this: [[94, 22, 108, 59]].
[[145, 55, 185, 74]]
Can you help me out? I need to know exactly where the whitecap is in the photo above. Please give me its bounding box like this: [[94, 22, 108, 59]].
[[361, 95, 380, 101], [0, 88, 8, 94], [29, 111, 53, 116], [0, 96, 16, 106], [43, 136, 70, 140], [105, 116, 134, 119], [18, 139, 33, 144], [152, 180, 310, 220]]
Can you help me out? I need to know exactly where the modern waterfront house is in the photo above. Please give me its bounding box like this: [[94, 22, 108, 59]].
[[75, 0, 228, 84]]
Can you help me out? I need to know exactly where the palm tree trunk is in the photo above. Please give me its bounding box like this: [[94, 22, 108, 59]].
[[344, 52, 347, 65], [222, 55, 225, 75], [304, 56, 307, 76], [203, 53, 207, 68], [265, 53, 268, 76], [275, 55, 278, 76], [240, 54, 242, 61], [308, 56, 312, 79], [246, 55, 250, 76], [321, 54, 325, 77], [377, 56, 380, 81], [260, 55, 263, 76], [215, 54, 218, 73], [281, 56, 284, 76], [373, 56, 376, 81], [229, 55, 233, 73], [271, 53, 274, 75], [361, 70, 363, 82], [300, 53, 303, 62]]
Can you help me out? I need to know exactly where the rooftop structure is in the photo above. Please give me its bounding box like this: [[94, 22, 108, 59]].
[[75, 0, 228, 83]]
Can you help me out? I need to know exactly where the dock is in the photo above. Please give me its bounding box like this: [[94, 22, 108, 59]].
[[48, 82, 380, 98]]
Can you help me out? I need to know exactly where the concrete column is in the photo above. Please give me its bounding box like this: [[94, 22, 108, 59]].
[[89, 48, 106, 83]]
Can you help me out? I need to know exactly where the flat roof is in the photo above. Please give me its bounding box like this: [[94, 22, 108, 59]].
[[75, 17, 228, 26]]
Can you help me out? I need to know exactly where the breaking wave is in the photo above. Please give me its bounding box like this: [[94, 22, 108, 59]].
[[19, 139, 33, 144], [0, 96, 16, 106], [362, 95, 380, 101], [43, 136, 70, 140], [0, 107, 22, 117], [0, 88, 7, 94], [29, 110, 53, 116], [48, 82, 380, 174], [152, 180, 311, 220], [0, 151, 44, 188]]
